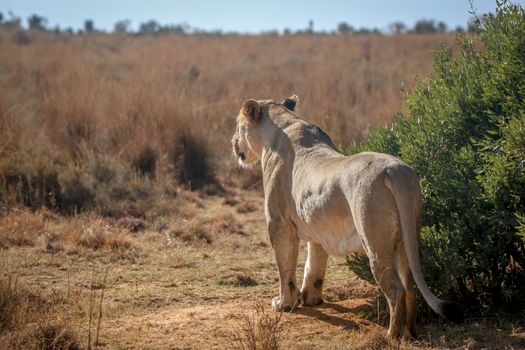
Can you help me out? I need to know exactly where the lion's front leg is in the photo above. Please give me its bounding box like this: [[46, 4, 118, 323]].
[[301, 241, 328, 306], [268, 220, 301, 312]]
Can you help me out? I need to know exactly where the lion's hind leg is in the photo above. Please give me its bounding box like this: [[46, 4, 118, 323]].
[[301, 241, 328, 307], [397, 242, 417, 339], [349, 173, 409, 338], [370, 259, 407, 339]]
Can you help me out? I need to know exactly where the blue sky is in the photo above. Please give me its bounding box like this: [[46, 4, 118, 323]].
[[1, 0, 524, 33]]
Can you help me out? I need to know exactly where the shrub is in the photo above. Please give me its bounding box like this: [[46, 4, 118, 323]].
[[172, 219, 212, 244], [0, 145, 156, 217], [170, 127, 215, 190], [0, 147, 66, 210], [346, 253, 374, 284], [131, 144, 157, 178], [346, 2, 525, 312], [76, 150, 156, 217], [58, 166, 96, 213]]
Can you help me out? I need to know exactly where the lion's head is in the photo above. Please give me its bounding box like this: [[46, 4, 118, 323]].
[[231, 95, 298, 167]]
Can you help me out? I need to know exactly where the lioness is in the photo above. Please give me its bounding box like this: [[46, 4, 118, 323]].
[[231, 96, 463, 339]]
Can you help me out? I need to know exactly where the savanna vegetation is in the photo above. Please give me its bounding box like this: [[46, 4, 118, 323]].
[[0, 1, 524, 349], [0, 26, 455, 215]]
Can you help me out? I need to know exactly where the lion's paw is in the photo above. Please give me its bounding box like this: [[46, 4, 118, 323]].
[[301, 289, 324, 307], [272, 296, 299, 312]]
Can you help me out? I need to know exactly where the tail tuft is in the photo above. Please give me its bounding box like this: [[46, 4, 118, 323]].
[[440, 301, 465, 323]]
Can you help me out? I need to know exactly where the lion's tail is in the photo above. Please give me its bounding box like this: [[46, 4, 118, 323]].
[[385, 166, 464, 323]]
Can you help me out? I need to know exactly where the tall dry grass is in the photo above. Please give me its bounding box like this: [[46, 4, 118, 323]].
[[0, 32, 455, 211], [0, 258, 80, 349], [0, 250, 112, 350]]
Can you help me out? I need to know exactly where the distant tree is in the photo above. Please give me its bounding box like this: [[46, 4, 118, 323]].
[[28, 14, 47, 31], [413, 19, 437, 34], [437, 21, 447, 33], [114, 20, 130, 34], [354, 27, 380, 35], [139, 20, 160, 35], [158, 23, 189, 35], [283, 28, 291, 35], [0, 12, 4, 23], [208, 29, 223, 36], [260, 29, 279, 36], [308, 20, 314, 33], [389, 21, 406, 35], [337, 22, 354, 35], [3, 12, 22, 32], [455, 25, 465, 33], [84, 19, 94, 33]]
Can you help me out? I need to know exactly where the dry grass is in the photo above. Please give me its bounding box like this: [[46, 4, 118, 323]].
[[0, 31, 457, 226], [232, 301, 283, 350], [0, 250, 114, 350], [169, 212, 245, 244], [0, 260, 81, 349], [131, 144, 157, 178], [210, 213, 245, 235], [0, 32, 455, 209], [0, 209, 46, 247], [0, 209, 138, 260], [55, 214, 139, 259], [236, 201, 258, 214], [344, 329, 397, 350], [171, 219, 213, 244]]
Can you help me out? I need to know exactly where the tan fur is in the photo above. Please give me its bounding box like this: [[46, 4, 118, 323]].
[[231, 96, 457, 339]]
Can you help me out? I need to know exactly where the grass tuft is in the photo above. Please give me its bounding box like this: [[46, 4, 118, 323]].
[[232, 301, 282, 350], [0, 209, 46, 248], [0, 262, 81, 349]]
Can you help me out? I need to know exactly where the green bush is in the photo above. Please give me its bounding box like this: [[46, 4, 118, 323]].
[[346, 1, 525, 312]]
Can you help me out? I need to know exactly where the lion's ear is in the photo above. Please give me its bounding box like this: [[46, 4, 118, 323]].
[[283, 94, 299, 111], [240, 99, 261, 122]]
